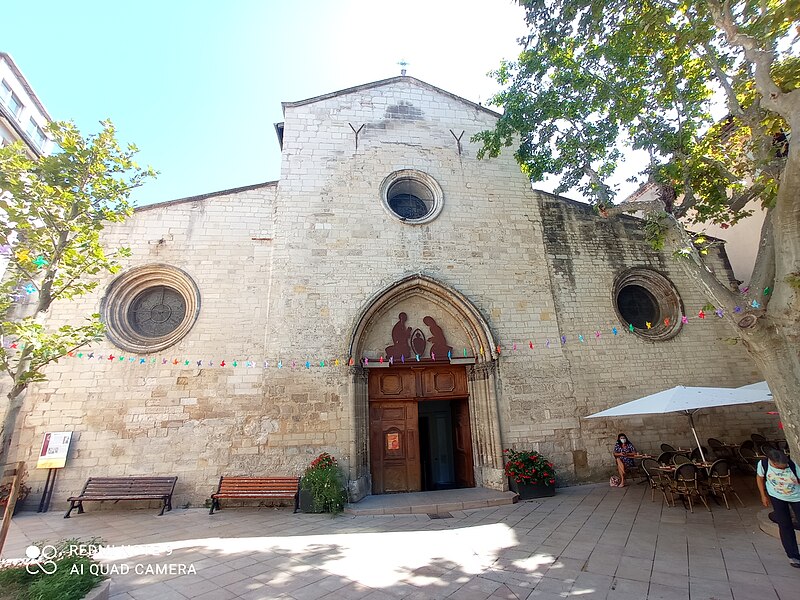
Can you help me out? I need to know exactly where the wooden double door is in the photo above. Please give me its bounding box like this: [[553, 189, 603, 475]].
[[368, 365, 475, 494]]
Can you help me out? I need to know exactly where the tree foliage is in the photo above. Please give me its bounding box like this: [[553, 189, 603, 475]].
[[476, 0, 800, 455], [0, 120, 155, 459], [476, 0, 797, 226]]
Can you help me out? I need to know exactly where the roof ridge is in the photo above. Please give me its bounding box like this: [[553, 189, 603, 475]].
[[281, 75, 500, 118], [134, 181, 278, 212]]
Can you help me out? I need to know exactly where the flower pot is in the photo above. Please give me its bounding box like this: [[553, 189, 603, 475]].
[[508, 478, 555, 499], [0, 500, 23, 517], [298, 488, 323, 513]]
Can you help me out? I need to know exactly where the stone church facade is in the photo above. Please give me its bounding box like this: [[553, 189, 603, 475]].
[[10, 77, 775, 507]]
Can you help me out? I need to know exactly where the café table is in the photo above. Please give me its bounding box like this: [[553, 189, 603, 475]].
[[656, 461, 715, 474], [616, 453, 654, 485]]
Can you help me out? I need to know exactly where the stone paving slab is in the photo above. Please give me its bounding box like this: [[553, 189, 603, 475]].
[[2, 479, 798, 599]]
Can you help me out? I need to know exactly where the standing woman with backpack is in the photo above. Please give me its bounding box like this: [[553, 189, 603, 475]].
[[757, 448, 800, 568]]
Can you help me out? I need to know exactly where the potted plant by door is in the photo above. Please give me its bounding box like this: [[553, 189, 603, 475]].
[[299, 452, 347, 514], [504, 448, 557, 499]]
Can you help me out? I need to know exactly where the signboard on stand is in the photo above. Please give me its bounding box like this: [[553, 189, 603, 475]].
[[36, 431, 72, 469]]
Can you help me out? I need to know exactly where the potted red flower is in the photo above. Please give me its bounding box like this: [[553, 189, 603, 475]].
[[503, 449, 556, 499], [299, 452, 347, 514]]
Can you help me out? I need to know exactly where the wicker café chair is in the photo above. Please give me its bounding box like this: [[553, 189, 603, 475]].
[[661, 443, 677, 453], [673, 463, 710, 513], [641, 458, 673, 506], [708, 459, 743, 510], [740, 439, 756, 451], [708, 438, 733, 460], [760, 442, 777, 456], [657, 451, 675, 466], [672, 454, 691, 466], [751, 433, 767, 444], [737, 446, 759, 474], [690, 447, 709, 463]]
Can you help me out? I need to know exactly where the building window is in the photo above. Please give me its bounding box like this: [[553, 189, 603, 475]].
[[26, 118, 46, 149], [613, 268, 683, 340], [1, 80, 23, 118], [128, 286, 187, 338], [102, 264, 201, 353], [379, 170, 444, 224], [617, 285, 659, 328]]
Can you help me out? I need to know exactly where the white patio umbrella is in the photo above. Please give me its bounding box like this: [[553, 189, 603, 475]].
[[737, 380, 772, 396], [584, 385, 773, 462]]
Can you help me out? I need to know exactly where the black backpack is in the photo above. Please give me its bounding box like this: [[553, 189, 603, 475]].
[[760, 457, 799, 479]]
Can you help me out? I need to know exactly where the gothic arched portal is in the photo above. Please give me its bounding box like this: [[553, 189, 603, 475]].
[[346, 274, 505, 501]]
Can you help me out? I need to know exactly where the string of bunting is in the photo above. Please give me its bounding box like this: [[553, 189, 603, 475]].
[[1, 251, 772, 367], [1, 303, 762, 369]]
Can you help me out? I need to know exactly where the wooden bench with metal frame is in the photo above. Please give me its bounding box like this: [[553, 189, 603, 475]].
[[209, 476, 300, 515], [64, 476, 177, 518]]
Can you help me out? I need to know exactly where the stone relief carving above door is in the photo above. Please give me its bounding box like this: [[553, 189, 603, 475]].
[[382, 311, 456, 361]]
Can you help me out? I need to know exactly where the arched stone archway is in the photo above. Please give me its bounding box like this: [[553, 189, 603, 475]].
[[346, 274, 506, 501]]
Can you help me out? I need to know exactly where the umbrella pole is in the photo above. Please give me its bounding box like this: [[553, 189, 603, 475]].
[[687, 412, 706, 462]]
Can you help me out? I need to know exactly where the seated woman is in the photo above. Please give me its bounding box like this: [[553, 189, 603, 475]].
[[613, 433, 637, 487]]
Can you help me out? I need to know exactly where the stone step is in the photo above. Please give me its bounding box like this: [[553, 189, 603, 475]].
[[757, 507, 800, 539], [345, 487, 519, 516]]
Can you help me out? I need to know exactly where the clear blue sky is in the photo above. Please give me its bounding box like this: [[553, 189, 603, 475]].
[[3, 0, 542, 205]]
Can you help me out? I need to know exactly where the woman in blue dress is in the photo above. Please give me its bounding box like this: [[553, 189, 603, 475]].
[[613, 433, 636, 487]]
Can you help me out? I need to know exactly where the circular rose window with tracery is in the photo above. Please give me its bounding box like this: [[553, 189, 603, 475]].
[[102, 264, 200, 353], [380, 169, 444, 224], [128, 286, 187, 337], [613, 268, 683, 341]]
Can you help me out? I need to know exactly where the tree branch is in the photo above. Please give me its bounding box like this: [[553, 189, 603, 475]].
[[662, 212, 740, 310], [49, 255, 106, 302], [748, 209, 776, 297], [582, 163, 612, 205], [729, 183, 766, 212], [706, 0, 798, 118], [602, 198, 665, 217], [28, 338, 99, 373], [699, 40, 743, 118]]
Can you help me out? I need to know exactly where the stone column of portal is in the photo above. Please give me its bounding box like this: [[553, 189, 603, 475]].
[[468, 360, 506, 490], [347, 366, 370, 502]]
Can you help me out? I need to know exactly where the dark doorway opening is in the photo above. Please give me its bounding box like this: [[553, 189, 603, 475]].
[[418, 399, 474, 491], [419, 400, 456, 490]]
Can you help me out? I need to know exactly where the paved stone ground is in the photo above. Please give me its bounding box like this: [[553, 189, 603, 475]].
[[2, 479, 797, 599]]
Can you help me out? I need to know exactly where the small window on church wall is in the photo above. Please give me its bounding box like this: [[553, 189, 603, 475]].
[[613, 269, 683, 341], [380, 170, 443, 224], [102, 264, 201, 353]]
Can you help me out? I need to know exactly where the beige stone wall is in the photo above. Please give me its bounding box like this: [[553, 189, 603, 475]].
[[7, 78, 776, 510], [9, 185, 294, 506], [266, 79, 561, 495], [521, 194, 776, 481]]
